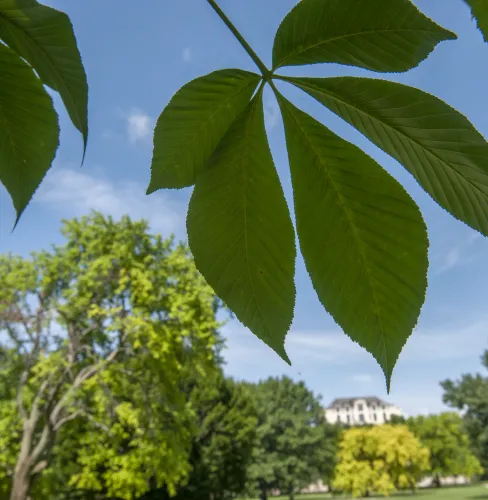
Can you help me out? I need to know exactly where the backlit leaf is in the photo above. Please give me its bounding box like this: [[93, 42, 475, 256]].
[[277, 93, 428, 388], [187, 90, 296, 362], [148, 69, 261, 192], [289, 76, 488, 236], [0, 43, 59, 221], [0, 0, 88, 151], [272, 0, 456, 72], [464, 0, 488, 43]]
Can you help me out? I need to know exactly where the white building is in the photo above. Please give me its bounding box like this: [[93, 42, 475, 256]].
[[324, 396, 403, 426]]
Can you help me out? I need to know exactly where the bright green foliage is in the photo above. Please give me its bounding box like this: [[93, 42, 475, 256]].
[[245, 377, 337, 500], [272, 0, 456, 72], [148, 69, 260, 190], [149, 373, 258, 500], [464, 0, 488, 42], [277, 94, 428, 387], [0, 213, 220, 500], [187, 91, 296, 363], [0, 0, 88, 148], [0, 42, 59, 222], [289, 76, 488, 237], [442, 350, 488, 474], [406, 413, 483, 482], [0, 0, 87, 220], [333, 425, 430, 498], [147, 0, 488, 387]]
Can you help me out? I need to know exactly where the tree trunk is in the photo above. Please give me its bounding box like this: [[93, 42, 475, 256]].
[[259, 488, 267, 500], [288, 486, 295, 500], [10, 422, 35, 500], [434, 473, 442, 488], [10, 461, 31, 500]]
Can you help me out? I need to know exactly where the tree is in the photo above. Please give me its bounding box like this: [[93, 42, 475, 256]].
[[0, 212, 220, 500], [333, 425, 430, 498], [2, 1, 488, 390], [406, 413, 483, 486], [144, 373, 258, 500], [245, 376, 337, 500], [442, 350, 488, 475]]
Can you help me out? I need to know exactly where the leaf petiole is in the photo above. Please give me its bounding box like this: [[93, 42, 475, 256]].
[[205, 0, 271, 80]]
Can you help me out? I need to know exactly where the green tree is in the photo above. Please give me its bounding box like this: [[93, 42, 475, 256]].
[[333, 425, 430, 498], [144, 373, 257, 500], [406, 413, 483, 486], [0, 212, 220, 500], [442, 350, 488, 475], [246, 376, 337, 500]]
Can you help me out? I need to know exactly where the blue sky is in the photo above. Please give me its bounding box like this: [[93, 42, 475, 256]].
[[1, 0, 488, 415]]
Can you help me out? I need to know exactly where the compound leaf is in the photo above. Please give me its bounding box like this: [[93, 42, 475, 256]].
[[0, 0, 88, 151], [0, 43, 59, 221], [290, 76, 488, 236], [187, 89, 296, 362], [278, 93, 428, 388], [464, 0, 488, 43], [272, 0, 456, 72], [148, 69, 261, 192]]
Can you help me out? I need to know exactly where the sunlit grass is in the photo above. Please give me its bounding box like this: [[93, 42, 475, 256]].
[[241, 484, 488, 500]]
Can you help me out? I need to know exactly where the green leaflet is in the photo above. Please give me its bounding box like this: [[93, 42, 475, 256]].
[[277, 93, 428, 389], [187, 90, 296, 362], [272, 0, 456, 72], [288, 76, 488, 237], [148, 69, 261, 191], [464, 0, 488, 43], [0, 0, 88, 151], [0, 43, 59, 221]]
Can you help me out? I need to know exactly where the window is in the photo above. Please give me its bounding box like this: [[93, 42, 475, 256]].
[[337, 408, 340, 413], [384, 413, 388, 421], [337, 415, 341, 423], [373, 413, 377, 422], [359, 414, 364, 423], [358, 404, 364, 411], [347, 415, 350, 423]]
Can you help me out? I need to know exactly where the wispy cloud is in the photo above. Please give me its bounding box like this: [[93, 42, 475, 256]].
[[222, 317, 488, 379], [126, 109, 154, 144], [351, 374, 374, 384], [182, 47, 192, 63], [36, 169, 186, 238], [264, 95, 280, 130], [437, 231, 481, 273]]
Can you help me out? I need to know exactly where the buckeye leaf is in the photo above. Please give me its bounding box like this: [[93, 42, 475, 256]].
[[187, 90, 296, 362], [289, 76, 488, 236], [148, 69, 261, 192], [0, 0, 88, 151], [272, 0, 456, 73], [277, 93, 428, 389], [0, 43, 59, 221], [464, 0, 488, 43]]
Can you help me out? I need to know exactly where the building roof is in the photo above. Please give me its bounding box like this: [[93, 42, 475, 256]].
[[326, 396, 389, 409]]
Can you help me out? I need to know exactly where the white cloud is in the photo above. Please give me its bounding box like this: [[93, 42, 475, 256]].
[[36, 169, 186, 238], [126, 109, 154, 144], [437, 231, 481, 273], [182, 47, 192, 63]]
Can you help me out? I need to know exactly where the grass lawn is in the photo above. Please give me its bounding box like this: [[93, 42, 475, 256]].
[[242, 484, 488, 500]]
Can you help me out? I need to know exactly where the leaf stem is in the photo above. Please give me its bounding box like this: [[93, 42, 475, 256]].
[[205, 0, 271, 80]]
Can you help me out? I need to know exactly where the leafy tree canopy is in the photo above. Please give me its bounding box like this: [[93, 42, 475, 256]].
[[406, 413, 483, 484], [0, 212, 220, 500], [442, 350, 488, 474], [245, 376, 339, 500], [333, 425, 430, 498]]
